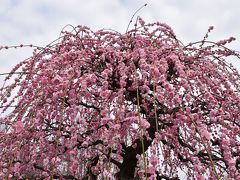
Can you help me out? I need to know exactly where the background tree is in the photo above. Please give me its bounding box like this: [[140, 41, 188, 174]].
[[0, 18, 240, 179]]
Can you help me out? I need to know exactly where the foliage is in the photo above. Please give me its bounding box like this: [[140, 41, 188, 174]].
[[0, 18, 240, 179]]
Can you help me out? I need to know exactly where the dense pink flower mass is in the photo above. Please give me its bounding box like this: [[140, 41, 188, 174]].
[[0, 18, 240, 179]]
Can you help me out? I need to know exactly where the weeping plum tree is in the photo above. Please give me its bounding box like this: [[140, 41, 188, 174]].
[[0, 18, 240, 179]]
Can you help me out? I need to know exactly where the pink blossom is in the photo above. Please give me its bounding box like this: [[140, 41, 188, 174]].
[[120, 80, 126, 87], [132, 143, 137, 148], [100, 90, 110, 98], [43, 158, 49, 167], [149, 156, 158, 166], [139, 119, 150, 129], [103, 169, 112, 178], [152, 67, 160, 77], [139, 48, 146, 58], [13, 162, 21, 175], [52, 74, 63, 84], [112, 124, 121, 130], [138, 17, 145, 26], [70, 162, 78, 174], [51, 157, 61, 164], [13, 120, 24, 133], [82, 141, 88, 148], [197, 175, 205, 180], [208, 26, 214, 32], [147, 166, 156, 174], [200, 128, 210, 141]]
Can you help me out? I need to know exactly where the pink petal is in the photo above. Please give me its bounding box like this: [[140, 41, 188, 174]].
[[14, 120, 24, 133]]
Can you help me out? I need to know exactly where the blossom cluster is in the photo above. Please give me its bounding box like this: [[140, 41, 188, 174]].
[[0, 18, 240, 179]]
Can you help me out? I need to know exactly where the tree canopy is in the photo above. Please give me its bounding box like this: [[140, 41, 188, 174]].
[[0, 18, 240, 179]]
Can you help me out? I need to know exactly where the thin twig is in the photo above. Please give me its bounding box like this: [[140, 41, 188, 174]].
[[125, 4, 147, 33]]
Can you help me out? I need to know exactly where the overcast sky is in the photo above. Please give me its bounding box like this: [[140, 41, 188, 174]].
[[0, 0, 240, 81]]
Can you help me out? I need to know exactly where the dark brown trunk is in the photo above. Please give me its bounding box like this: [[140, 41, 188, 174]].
[[116, 146, 138, 179]]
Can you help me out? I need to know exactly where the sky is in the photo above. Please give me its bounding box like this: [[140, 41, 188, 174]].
[[0, 0, 240, 82]]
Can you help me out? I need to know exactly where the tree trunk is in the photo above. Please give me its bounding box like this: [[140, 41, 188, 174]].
[[116, 147, 138, 179]]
